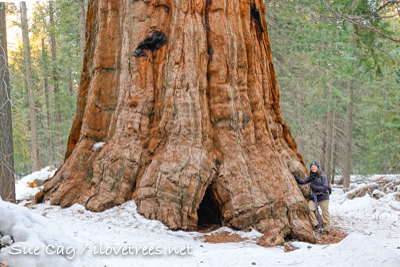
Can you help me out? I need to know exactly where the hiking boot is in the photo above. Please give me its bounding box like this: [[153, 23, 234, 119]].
[[322, 229, 329, 235]]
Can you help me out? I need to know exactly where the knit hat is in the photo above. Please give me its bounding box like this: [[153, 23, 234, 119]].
[[310, 161, 320, 169]]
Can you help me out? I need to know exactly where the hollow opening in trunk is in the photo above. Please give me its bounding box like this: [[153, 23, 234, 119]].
[[197, 185, 222, 231], [284, 233, 293, 242]]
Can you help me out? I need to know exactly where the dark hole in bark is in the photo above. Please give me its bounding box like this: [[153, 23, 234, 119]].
[[205, 0, 211, 30], [197, 186, 222, 230], [250, 3, 264, 33], [284, 233, 293, 242], [205, 14, 210, 30], [208, 45, 213, 55], [134, 31, 167, 57]]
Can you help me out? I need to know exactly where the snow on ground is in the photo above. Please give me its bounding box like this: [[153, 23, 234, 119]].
[[1, 174, 399, 266], [0, 199, 101, 267], [15, 167, 56, 201], [329, 175, 400, 259]]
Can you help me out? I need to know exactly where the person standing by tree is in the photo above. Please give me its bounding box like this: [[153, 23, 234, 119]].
[[292, 162, 331, 234]]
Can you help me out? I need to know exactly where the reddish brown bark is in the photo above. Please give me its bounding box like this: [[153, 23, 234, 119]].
[[38, 0, 315, 245]]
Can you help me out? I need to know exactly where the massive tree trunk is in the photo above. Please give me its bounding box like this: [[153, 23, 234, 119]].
[[38, 0, 315, 245], [0, 3, 16, 202], [21, 1, 40, 171]]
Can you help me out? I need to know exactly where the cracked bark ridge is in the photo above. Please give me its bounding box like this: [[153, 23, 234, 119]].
[[37, 0, 316, 245]]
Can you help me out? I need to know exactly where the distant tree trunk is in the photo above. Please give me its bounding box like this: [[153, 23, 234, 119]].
[[21, 1, 40, 171], [79, 0, 86, 60], [343, 81, 353, 190], [319, 128, 326, 168], [0, 3, 16, 202], [49, 0, 63, 161], [41, 38, 54, 164], [331, 113, 339, 184], [382, 88, 388, 174], [68, 67, 73, 94], [324, 109, 333, 182], [38, 0, 316, 246], [319, 109, 327, 169]]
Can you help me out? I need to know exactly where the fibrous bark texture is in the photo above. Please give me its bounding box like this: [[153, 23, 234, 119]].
[[38, 0, 315, 245], [0, 3, 16, 202]]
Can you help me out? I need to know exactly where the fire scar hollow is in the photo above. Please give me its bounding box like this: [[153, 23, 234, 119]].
[[197, 184, 222, 230]]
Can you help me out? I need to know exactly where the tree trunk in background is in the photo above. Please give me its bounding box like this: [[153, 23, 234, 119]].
[[79, 0, 86, 60], [343, 81, 353, 190], [68, 68, 73, 94], [49, 0, 63, 162], [332, 114, 339, 184], [324, 109, 333, 182], [21, 1, 40, 171], [320, 135, 326, 168], [320, 114, 326, 169], [0, 3, 15, 202], [38, 0, 315, 245], [41, 38, 54, 164], [382, 88, 388, 174]]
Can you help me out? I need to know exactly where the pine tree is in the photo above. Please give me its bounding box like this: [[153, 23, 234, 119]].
[[20, 1, 40, 171], [0, 2, 15, 202]]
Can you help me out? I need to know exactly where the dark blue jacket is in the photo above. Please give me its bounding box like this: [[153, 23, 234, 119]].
[[292, 171, 330, 202]]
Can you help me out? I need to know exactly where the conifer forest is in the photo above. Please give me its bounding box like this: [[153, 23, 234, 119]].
[[1, 0, 399, 184]]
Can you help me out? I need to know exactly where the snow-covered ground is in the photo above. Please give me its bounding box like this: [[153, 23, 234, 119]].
[[1, 170, 399, 267], [15, 167, 56, 201]]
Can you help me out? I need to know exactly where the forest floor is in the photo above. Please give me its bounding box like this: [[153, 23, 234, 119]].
[[195, 224, 348, 245], [1, 169, 399, 267]]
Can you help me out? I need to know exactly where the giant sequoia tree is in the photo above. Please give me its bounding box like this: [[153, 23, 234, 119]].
[[37, 0, 315, 245]]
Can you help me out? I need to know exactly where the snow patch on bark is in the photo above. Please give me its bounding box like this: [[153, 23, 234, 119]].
[[92, 142, 105, 152]]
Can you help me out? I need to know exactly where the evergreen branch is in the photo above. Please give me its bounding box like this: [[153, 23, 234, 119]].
[[345, 1, 400, 19], [351, 13, 398, 21], [323, 0, 400, 43]]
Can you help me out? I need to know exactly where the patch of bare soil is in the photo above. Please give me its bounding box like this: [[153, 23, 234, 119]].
[[196, 225, 348, 247], [196, 231, 247, 243], [23, 201, 37, 208], [314, 226, 348, 245]]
